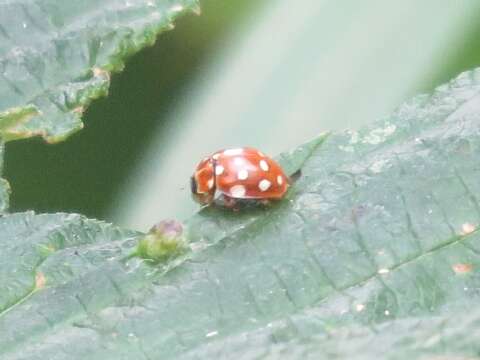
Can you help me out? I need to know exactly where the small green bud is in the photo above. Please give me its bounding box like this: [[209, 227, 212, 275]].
[[137, 219, 187, 262]]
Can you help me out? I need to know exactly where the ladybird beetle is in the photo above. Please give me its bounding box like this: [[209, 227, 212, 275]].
[[190, 147, 290, 207]]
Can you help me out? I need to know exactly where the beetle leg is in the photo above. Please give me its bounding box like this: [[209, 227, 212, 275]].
[[288, 169, 302, 185], [223, 195, 238, 209], [259, 199, 271, 206]]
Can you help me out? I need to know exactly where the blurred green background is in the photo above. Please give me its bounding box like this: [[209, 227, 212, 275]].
[[5, 0, 480, 230]]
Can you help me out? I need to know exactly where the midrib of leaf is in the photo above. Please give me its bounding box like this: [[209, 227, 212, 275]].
[[338, 229, 478, 295]]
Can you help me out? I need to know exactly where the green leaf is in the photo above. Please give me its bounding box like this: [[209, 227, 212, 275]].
[[0, 0, 198, 143], [2, 69, 480, 359], [0, 138, 10, 213]]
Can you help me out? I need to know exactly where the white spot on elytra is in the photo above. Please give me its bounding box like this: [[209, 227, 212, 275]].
[[277, 175, 283, 185], [215, 165, 224, 175], [259, 179, 271, 191], [259, 160, 269, 171], [238, 169, 248, 180], [230, 185, 246, 198], [224, 148, 243, 156], [233, 157, 245, 166], [207, 178, 214, 189]]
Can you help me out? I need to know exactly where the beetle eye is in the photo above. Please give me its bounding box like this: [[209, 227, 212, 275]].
[[190, 176, 198, 194]]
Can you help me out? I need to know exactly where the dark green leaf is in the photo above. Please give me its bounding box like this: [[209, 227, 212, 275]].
[[2, 69, 480, 359], [0, 138, 10, 213], [0, 0, 198, 143]]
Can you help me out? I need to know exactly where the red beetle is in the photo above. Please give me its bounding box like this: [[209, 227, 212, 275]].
[[190, 147, 290, 207]]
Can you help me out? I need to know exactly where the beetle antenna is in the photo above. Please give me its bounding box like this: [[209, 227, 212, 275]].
[[190, 176, 197, 193]]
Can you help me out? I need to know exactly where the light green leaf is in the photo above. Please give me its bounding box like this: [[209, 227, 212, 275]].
[[2, 69, 480, 359], [0, 0, 198, 143]]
